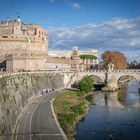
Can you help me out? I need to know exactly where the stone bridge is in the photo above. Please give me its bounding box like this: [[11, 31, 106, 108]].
[[0, 69, 140, 90], [71, 69, 140, 91], [74, 69, 140, 82]]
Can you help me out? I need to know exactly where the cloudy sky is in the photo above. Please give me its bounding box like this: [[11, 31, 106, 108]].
[[0, 0, 140, 61]]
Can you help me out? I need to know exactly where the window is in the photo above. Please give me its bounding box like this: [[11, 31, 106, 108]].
[[2, 36, 8, 38], [90, 60, 93, 64]]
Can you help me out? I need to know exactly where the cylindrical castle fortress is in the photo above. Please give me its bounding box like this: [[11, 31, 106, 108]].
[[0, 17, 48, 71]]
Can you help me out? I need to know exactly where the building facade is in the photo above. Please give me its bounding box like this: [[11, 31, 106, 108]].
[[48, 46, 99, 70]]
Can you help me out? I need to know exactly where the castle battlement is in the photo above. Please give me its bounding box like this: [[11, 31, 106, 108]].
[[0, 19, 47, 36], [0, 18, 48, 57], [0, 34, 47, 43]]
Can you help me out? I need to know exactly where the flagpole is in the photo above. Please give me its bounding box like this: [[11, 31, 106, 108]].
[[25, 37, 30, 71]]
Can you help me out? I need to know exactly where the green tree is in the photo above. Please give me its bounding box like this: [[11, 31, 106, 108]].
[[78, 76, 94, 94], [79, 54, 97, 62], [79, 54, 97, 59]]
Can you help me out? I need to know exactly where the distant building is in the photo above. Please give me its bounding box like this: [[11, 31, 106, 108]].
[[48, 46, 99, 70], [48, 50, 71, 58]]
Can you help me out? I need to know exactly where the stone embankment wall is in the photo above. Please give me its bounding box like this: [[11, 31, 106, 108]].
[[0, 72, 71, 137]]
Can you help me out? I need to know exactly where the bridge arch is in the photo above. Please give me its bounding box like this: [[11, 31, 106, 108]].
[[117, 74, 139, 83], [89, 75, 104, 83], [74, 73, 105, 83]]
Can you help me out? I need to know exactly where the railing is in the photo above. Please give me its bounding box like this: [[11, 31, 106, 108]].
[[0, 69, 74, 77], [79, 70, 107, 73], [78, 69, 140, 73], [0, 69, 139, 77]]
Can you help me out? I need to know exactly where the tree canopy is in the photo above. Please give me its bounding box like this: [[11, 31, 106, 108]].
[[78, 76, 93, 94], [79, 54, 97, 60], [101, 51, 128, 70]]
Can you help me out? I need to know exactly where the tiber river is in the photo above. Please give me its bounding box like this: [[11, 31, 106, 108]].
[[76, 80, 140, 140]]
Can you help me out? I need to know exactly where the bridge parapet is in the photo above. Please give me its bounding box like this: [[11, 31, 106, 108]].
[[108, 69, 140, 73], [78, 69, 140, 73], [79, 70, 107, 73], [0, 69, 74, 78], [0, 69, 139, 75]]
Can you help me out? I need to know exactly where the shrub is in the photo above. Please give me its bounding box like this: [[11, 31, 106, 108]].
[[78, 76, 93, 94]]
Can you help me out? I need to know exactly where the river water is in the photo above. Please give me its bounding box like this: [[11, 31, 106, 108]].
[[76, 80, 140, 140]]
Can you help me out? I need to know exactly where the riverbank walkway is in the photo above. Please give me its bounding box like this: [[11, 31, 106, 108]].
[[13, 91, 67, 140]]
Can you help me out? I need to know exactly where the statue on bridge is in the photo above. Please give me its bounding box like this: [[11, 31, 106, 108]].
[[108, 63, 114, 71]]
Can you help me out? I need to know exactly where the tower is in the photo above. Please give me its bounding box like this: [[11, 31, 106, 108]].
[[13, 12, 22, 34], [17, 12, 21, 22]]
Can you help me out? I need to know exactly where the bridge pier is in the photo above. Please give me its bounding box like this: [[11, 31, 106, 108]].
[[102, 80, 119, 92], [102, 71, 119, 92]]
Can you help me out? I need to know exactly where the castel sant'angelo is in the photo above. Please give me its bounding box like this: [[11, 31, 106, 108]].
[[0, 17, 98, 71], [0, 16, 48, 71]]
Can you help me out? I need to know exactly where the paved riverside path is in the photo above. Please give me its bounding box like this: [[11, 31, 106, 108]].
[[13, 91, 65, 140]]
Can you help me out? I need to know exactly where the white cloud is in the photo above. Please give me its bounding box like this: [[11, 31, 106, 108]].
[[62, 0, 81, 9], [71, 3, 81, 9], [48, 17, 140, 61]]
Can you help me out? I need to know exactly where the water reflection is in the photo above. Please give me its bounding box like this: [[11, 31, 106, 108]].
[[118, 80, 140, 108], [76, 80, 140, 140], [118, 85, 127, 102], [90, 91, 124, 108], [105, 92, 124, 108], [89, 80, 140, 109]]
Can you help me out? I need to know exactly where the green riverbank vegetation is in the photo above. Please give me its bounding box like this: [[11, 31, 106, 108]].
[[54, 89, 89, 139], [54, 76, 94, 139]]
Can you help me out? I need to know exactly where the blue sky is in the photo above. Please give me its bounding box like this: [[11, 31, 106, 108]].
[[0, 0, 140, 61]]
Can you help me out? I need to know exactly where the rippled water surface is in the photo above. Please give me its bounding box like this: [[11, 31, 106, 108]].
[[76, 80, 140, 140]]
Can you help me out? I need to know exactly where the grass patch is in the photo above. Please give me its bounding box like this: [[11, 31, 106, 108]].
[[58, 113, 76, 129], [54, 89, 89, 139], [71, 102, 85, 115]]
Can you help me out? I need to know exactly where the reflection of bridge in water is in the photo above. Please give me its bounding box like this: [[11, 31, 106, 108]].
[[91, 81, 140, 109], [92, 91, 124, 108]]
